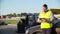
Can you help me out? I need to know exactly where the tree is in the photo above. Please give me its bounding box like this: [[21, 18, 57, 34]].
[[6, 13, 13, 17], [21, 13, 27, 16], [6, 13, 17, 17], [12, 13, 17, 17], [17, 14, 21, 17]]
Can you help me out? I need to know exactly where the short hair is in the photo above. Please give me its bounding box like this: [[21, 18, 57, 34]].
[[43, 4, 48, 9]]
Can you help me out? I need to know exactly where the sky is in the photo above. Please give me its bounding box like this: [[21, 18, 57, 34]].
[[0, 0, 60, 15]]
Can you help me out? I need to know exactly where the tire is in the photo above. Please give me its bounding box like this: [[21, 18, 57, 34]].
[[33, 32, 42, 34], [28, 29, 42, 34]]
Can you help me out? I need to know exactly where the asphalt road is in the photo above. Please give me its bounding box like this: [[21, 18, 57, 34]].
[[0, 24, 24, 34]]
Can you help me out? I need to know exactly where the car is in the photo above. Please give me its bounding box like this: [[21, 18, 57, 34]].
[[17, 13, 60, 34], [0, 20, 8, 25], [25, 17, 60, 34], [17, 13, 40, 33], [25, 20, 60, 34]]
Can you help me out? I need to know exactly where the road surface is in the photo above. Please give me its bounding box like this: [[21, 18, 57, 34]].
[[0, 24, 24, 34]]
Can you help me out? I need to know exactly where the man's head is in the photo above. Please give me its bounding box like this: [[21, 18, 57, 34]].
[[42, 4, 48, 12]]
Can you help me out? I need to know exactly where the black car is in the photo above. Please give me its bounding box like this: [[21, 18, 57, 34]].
[[25, 17, 60, 34], [17, 13, 60, 34], [17, 13, 40, 33]]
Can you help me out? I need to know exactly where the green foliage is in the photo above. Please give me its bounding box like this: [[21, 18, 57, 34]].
[[6, 13, 28, 17], [17, 14, 21, 17], [4, 20, 19, 24], [6, 13, 17, 17], [21, 13, 27, 16]]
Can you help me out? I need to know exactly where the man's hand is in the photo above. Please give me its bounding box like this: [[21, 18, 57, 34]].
[[41, 19, 46, 22], [40, 18, 51, 23], [37, 18, 42, 23], [46, 19, 52, 23], [43, 18, 52, 23], [40, 18, 47, 22]]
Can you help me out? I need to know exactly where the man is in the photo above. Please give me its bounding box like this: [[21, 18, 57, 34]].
[[38, 4, 54, 34]]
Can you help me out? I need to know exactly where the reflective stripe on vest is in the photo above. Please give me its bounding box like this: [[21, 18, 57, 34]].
[[39, 10, 52, 28]]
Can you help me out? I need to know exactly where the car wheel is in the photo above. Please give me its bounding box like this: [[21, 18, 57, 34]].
[[33, 31, 42, 34], [33, 30, 42, 34]]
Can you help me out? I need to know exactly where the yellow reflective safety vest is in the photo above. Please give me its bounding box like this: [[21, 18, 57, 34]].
[[39, 10, 52, 28]]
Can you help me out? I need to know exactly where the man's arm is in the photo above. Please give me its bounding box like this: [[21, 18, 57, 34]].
[[50, 13, 54, 22], [37, 12, 42, 23], [37, 18, 42, 23]]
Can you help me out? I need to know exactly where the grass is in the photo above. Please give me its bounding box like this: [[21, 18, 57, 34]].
[[4, 20, 19, 24]]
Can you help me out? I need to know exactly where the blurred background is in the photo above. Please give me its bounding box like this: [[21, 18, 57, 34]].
[[0, 0, 60, 34], [0, 0, 60, 24]]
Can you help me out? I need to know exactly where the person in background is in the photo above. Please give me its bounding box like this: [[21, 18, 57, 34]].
[[38, 4, 54, 34]]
